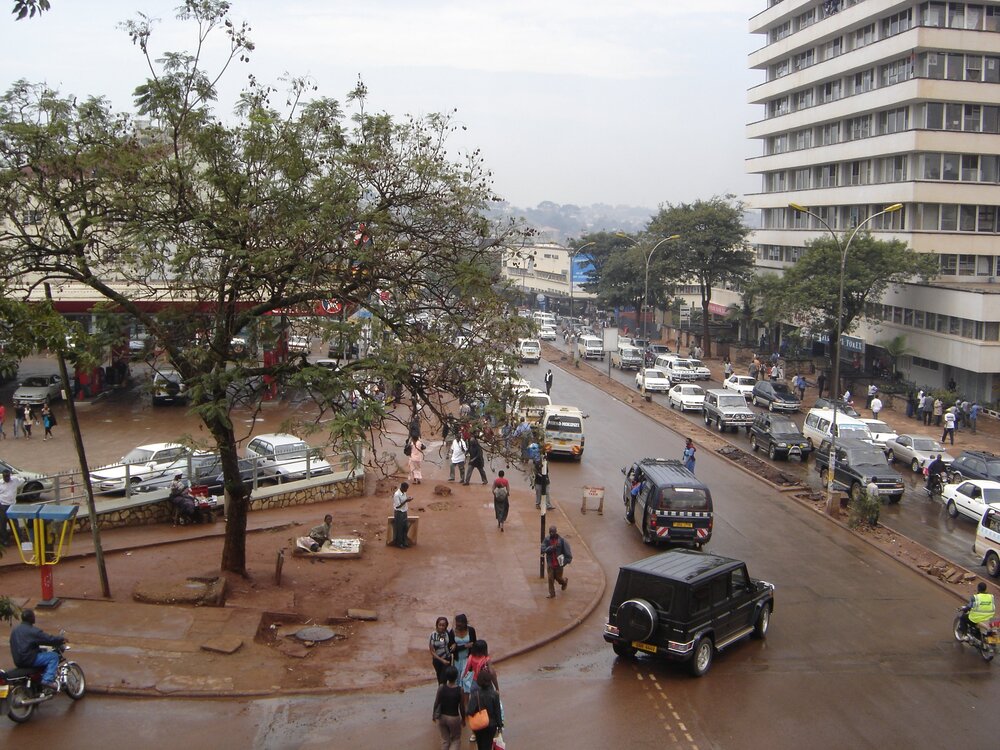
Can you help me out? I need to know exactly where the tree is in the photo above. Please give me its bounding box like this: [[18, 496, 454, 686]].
[[12, 0, 49, 20], [0, 1, 530, 576], [726, 273, 783, 346], [774, 234, 937, 349], [648, 196, 753, 357], [877, 334, 916, 379]]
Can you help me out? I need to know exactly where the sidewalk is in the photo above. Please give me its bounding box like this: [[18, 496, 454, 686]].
[[0, 456, 606, 697]]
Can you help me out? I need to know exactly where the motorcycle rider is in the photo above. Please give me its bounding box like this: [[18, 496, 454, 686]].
[[925, 454, 947, 491], [959, 582, 997, 638], [9, 609, 65, 693]]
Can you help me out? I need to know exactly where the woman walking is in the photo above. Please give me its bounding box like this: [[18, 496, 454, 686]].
[[407, 437, 426, 485], [467, 669, 503, 750], [21, 404, 33, 439], [492, 470, 510, 532], [429, 616, 452, 684], [432, 665, 465, 750], [41, 404, 55, 440], [448, 614, 477, 713]]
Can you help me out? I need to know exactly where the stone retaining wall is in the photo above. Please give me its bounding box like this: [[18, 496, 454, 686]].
[[74, 475, 366, 532]]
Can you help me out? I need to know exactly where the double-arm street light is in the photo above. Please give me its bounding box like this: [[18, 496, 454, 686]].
[[617, 233, 681, 400], [788, 201, 904, 514]]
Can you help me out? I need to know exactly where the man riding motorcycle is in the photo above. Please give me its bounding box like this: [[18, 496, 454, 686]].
[[959, 582, 996, 638], [925, 454, 948, 491], [8, 609, 65, 693]]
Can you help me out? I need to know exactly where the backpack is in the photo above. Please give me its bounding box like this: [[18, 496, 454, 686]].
[[493, 484, 509, 502], [403, 440, 412, 457]]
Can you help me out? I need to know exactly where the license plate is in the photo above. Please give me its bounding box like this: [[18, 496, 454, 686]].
[[673, 522, 693, 528], [0, 685, 7, 698], [988, 636, 1000, 645], [557, 439, 568, 445], [632, 641, 657, 654]]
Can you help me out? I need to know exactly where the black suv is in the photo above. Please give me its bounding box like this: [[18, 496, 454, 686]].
[[814, 437, 904, 503], [949, 451, 1000, 483], [749, 413, 812, 461], [603, 549, 774, 676], [751, 381, 801, 412], [622, 459, 713, 547]]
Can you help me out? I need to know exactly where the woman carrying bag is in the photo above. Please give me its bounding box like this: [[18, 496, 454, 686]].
[[467, 669, 503, 750]]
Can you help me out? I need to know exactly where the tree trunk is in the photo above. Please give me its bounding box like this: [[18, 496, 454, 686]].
[[204, 413, 250, 575]]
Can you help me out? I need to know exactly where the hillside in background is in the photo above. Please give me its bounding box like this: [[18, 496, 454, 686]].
[[490, 201, 653, 244]]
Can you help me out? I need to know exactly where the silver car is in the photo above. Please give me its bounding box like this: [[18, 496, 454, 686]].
[[13, 374, 64, 407], [885, 434, 954, 473], [0, 458, 54, 501]]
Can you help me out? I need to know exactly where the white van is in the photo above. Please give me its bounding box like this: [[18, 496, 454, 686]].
[[578, 334, 604, 360], [974, 505, 1000, 577], [532, 311, 556, 328], [515, 388, 552, 424], [802, 408, 874, 450], [542, 405, 586, 461], [517, 338, 541, 364], [654, 354, 695, 384]]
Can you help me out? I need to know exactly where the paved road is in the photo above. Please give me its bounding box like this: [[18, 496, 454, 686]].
[[3, 353, 997, 749]]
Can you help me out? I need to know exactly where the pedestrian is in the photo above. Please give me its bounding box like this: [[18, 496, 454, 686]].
[[870, 395, 883, 420], [492, 470, 510, 532], [533, 455, 552, 510], [748, 360, 759, 380], [12, 401, 21, 439], [429, 616, 453, 685], [971, 402, 980, 434], [464, 436, 488, 486], [541, 525, 572, 598], [40, 404, 55, 440], [942, 409, 956, 445], [920, 393, 932, 425], [408, 410, 422, 441], [866, 383, 878, 410], [933, 398, 944, 426], [769, 363, 779, 381], [0, 469, 25, 547], [448, 614, 477, 715], [467, 667, 503, 750], [448, 434, 467, 483], [723, 357, 733, 379], [842, 389, 852, 406], [543, 368, 553, 396], [391, 481, 411, 548], [961, 400, 972, 429], [432, 664, 465, 750], [0, 402, 5, 439], [20, 404, 32, 439], [407, 436, 426, 485], [461, 640, 498, 701], [816, 371, 826, 399], [905, 390, 915, 419], [682, 438, 696, 474]]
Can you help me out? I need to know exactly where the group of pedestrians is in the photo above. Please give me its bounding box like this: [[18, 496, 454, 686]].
[[0, 402, 55, 440], [913, 390, 979, 443]]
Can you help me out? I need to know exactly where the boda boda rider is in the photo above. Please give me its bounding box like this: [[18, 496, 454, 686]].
[[925, 454, 947, 490], [9, 609, 65, 692], [960, 581, 996, 637]]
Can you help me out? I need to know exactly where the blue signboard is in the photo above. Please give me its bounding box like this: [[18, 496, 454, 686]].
[[571, 254, 595, 287]]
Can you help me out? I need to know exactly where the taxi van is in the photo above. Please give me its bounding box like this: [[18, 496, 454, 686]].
[[542, 405, 586, 461]]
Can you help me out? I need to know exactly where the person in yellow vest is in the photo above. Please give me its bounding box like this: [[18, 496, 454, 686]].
[[960, 581, 996, 638]]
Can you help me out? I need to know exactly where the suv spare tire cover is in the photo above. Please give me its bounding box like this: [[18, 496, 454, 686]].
[[617, 598, 657, 643]]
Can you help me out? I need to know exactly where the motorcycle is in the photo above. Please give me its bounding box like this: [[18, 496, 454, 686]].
[[953, 609, 1000, 662], [0, 642, 86, 723], [925, 472, 945, 498]]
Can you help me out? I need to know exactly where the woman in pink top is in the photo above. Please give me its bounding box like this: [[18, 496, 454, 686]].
[[408, 438, 426, 484]]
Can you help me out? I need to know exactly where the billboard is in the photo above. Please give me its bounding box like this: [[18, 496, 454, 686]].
[[570, 254, 595, 288]]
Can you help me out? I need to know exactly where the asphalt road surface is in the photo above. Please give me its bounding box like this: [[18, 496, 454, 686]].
[[1, 355, 997, 749]]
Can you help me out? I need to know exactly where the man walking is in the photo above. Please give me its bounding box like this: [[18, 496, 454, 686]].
[[866, 383, 878, 410], [870, 394, 883, 420], [448, 435, 467, 483], [0, 468, 25, 547], [816, 371, 826, 399], [942, 409, 956, 445], [543, 369, 553, 396], [540, 525, 572, 599], [971, 402, 980, 434], [391, 481, 411, 548]]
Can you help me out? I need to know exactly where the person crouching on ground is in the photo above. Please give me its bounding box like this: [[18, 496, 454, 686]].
[[308, 514, 333, 552]]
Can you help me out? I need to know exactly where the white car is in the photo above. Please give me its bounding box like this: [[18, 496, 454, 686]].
[[943, 480, 1000, 524], [885, 434, 954, 473], [90, 443, 208, 494], [244, 433, 333, 481], [667, 383, 706, 412], [686, 358, 712, 381], [635, 368, 671, 393], [539, 325, 557, 341], [13, 374, 64, 407], [287, 335, 311, 354], [0, 458, 54, 501], [860, 419, 898, 451], [723, 375, 756, 399]]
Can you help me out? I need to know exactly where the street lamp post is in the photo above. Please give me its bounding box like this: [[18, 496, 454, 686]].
[[789, 202, 903, 515], [617, 233, 681, 400]]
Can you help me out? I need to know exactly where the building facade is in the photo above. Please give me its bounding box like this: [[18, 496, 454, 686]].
[[500, 242, 597, 315], [748, 0, 1000, 403]]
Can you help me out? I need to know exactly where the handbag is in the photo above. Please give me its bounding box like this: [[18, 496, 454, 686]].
[[469, 708, 490, 731]]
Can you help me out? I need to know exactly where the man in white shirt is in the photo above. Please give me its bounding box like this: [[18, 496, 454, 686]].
[[0, 469, 25, 547], [448, 436, 467, 483], [870, 395, 883, 419], [942, 409, 957, 446]]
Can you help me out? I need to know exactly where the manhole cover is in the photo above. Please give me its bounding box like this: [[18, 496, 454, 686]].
[[295, 626, 336, 642]]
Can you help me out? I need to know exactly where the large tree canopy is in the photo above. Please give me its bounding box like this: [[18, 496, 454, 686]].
[[0, 1, 530, 574]]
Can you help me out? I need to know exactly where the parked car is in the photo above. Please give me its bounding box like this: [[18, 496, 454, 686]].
[[636, 368, 671, 393], [90, 443, 208, 494], [814, 437, 905, 503], [0, 458, 54, 501], [13, 374, 64, 407], [685, 358, 712, 381], [885, 434, 954, 473], [813, 397, 861, 418], [667, 384, 705, 412], [974, 506, 1000, 576], [703, 389, 754, 433], [603, 549, 774, 676], [723, 375, 756, 399], [942, 480, 1000, 524], [151, 369, 188, 406], [244, 433, 333, 481], [287, 335, 311, 354], [949, 450, 1000, 483], [749, 413, 812, 461], [859, 419, 898, 451], [751, 381, 800, 412]]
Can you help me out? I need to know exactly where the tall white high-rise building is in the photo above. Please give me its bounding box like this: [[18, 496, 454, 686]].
[[748, 0, 1000, 403]]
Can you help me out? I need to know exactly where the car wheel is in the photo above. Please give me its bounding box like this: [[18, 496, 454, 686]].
[[820, 469, 831, 489], [689, 637, 714, 677], [641, 515, 654, 545], [750, 435, 759, 452], [911, 458, 921, 473], [888, 493, 902, 504], [616, 598, 658, 643], [20, 481, 43, 501], [752, 395, 759, 407], [768, 443, 778, 461], [716, 418, 724, 433], [612, 641, 636, 659], [704, 413, 711, 426], [886, 449, 895, 463], [986, 552, 1000, 578], [753, 605, 770, 639], [947, 500, 959, 518], [768, 401, 774, 412]]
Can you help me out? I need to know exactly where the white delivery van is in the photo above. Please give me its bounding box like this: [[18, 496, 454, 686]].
[[517, 338, 541, 364], [578, 335, 604, 360], [802, 408, 874, 450], [542, 405, 586, 461]]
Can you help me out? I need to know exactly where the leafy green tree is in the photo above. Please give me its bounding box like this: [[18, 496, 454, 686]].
[[877, 334, 916, 379], [648, 196, 753, 357], [12, 0, 49, 20], [774, 234, 937, 349], [726, 273, 783, 346], [0, 1, 529, 575]]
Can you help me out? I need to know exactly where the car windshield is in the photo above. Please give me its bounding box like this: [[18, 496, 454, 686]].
[[912, 438, 942, 451], [546, 416, 582, 433], [982, 487, 1000, 502], [849, 449, 889, 465], [987, 462, 1000, 479], [734, 377, 754, 385], [121, 448, 155, 464], [718, 395, 746, 407], [771, 418, 798, 432], [20, 377, 50, 387], [681, 386, 704, 396], [771, 383, 795, 397], [838, 425, 871, 439], [519, 395, 549, 409], [673, 360, 692, 369], [658, 487, 711, 511], [688, 359, 704, 368], [866, 421, 891, 433], [645, 369, 664, 378], [275, 442, 310, 459]]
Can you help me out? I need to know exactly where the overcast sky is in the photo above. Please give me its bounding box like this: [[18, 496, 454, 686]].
[[1, 0, 764, 209]]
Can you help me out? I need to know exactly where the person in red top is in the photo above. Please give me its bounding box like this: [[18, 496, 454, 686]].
[[0, 402, 5, 439], [492, 470, 510, 532]]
